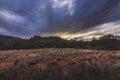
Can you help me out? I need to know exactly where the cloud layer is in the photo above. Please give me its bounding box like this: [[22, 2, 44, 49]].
[[0, 0, 120, 38]]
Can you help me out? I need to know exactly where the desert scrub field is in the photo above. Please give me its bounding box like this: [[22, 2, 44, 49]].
[[0, 48, 119, 80]]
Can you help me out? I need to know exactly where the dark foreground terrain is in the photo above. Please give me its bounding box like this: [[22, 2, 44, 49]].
[[0, 48, 120, 80]]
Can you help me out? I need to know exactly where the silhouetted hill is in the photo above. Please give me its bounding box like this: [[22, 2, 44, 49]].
[[0, 35, 22, 42], [0, 34, 120, 50], [30, 35, 66, 42]]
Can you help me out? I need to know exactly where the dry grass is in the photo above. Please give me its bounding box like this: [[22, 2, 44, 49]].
[[0, 48, 119, 80]]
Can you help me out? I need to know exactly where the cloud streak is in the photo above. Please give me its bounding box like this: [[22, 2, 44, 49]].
[[0, 0, 120, 38]]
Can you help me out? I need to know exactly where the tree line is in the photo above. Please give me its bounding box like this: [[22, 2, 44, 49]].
[[0, 34, 120, 50]]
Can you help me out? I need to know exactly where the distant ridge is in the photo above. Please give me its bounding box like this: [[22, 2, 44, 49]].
[[0, 35, 22, 42], [0, 34, 119, 50]]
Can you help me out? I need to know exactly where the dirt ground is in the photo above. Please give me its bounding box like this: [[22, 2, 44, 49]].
[[0, 48, 120, 80]]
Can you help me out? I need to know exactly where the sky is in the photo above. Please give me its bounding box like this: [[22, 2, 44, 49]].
[[0, 0, 120, 40]]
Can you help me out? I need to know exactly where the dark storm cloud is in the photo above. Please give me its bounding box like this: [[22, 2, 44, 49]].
[[56, 0, 120, 33], [0, 0, 120, 38]]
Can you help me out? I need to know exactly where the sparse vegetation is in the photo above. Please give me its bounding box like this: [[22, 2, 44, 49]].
[[0, 48, 119, 80], [0, 34, 119, 80]]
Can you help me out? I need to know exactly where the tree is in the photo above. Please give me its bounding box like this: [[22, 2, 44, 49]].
[[99, 34, 120, 40]]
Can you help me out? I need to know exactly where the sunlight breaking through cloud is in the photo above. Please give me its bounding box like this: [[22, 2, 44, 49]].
[[52, 0, 75, 15], [0, 0, 120, 39]]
